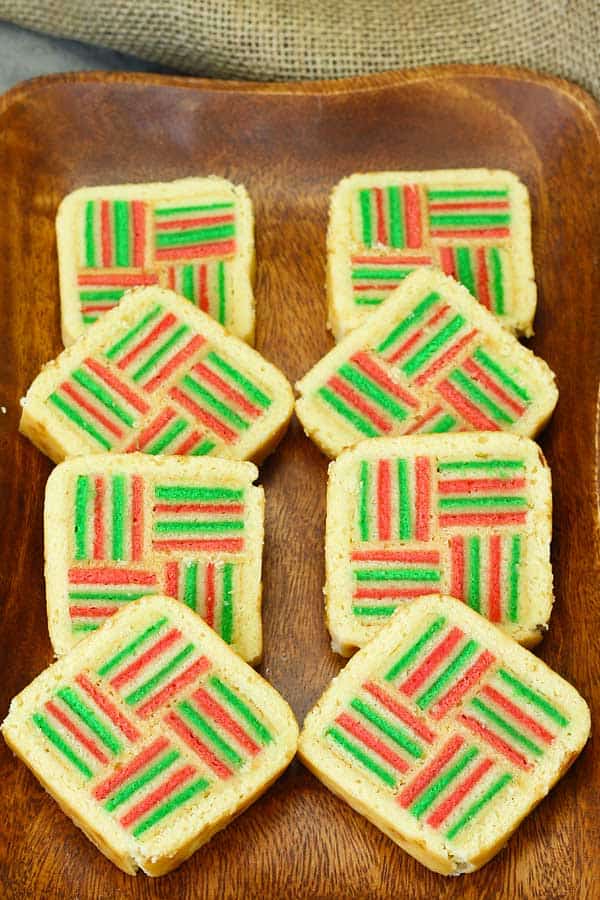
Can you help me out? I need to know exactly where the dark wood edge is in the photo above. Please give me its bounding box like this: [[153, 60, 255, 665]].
[[0, 65, 598, 131]]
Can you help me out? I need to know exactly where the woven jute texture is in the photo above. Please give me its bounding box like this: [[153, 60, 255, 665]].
[[0, 0, 598, 96]]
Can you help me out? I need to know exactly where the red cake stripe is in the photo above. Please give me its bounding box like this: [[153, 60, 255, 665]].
[[165, 561, 179, 598], [404, 185, 422, 248], [426, 758, 494, 828], [439, 512, 527, 527], [101, 201, 111, 267], [75, 673, 141, 742], [132, 200, 146, 268], [328, 376, 392, 433], [170, 385, 237, 444], [204, 562, 216, 627], [93, 477, 106, 560], [351, 351, 419, 408], [488, 535, 502, 622], [364, 681, 436, 743], [480, 685, 554, 744], [61, 382, 123, 439], [429, 201, 509, 212], [117, 312, 177, 370], [153, 538, 244, 553], [68, 568, 157, 585], [137, 656, 211, 718], [374, 188, 387, 244], [354, 587, 438, 600], [352, 255, 433, 265], [397, 734, 464, 808], [351, 549, 440, 563], [462, 357, 526, 417], [439, 247, 456, 278], [199, 265, 209, 312], [475, 247, 492, 310], [413, 329, 477, 387], [429, 651, 495, 720], [336, 712, 410, 774], [450, 536, 465, 599], [192, 361, 261, 418], [415, 456, 431, 541], [110, 628, 182, 689], [131, 475, 144, 561], [143, 334, 206, 393], [192, 687, 261, 755], [400, 627, 463, 697], [165, 711, 232, 779], [377, 460, 392, 541], [119, 764, 196, 827], [175, 429, 205, 455], [459, 713, 531, 769], [131, 407, 176, 451], [438, 477, 526, 493], [155, 214, 234, 230], [155, 239, 236, 261], [437, 379, 500, 430], [83, 358, 150, 414], [93, 736, 169, 801], [78, 274, 158, 287], [430, 228, 510, 239], [45, 699, 109, 765]]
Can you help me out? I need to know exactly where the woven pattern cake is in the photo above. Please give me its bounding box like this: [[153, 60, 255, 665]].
[[326, 433, 552, 655], [299, 595, 589, 875], [1, 595, 298, 876], [296, 268, 557, 458], [45, 455, 264, 663], [20, 287, 293, 464], [57, 178, 255, 346], [327, 170, 535, 340]]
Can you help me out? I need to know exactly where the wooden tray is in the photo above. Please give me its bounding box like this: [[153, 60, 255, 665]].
[[0, 67, 598, 900]]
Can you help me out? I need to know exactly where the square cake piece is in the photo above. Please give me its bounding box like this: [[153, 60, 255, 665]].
[[57, 177, 255, 345], [20, 287, 293, 464], [45, 454, 264, 663], [326, 434, 552, 655], [2, 595, 298, 876], [296, 269, 557, 459], [299, 595, 589, 875], [327, 169, 535, 340]]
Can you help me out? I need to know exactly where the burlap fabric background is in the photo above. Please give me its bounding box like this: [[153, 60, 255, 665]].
[[0, 1, 597, 96]]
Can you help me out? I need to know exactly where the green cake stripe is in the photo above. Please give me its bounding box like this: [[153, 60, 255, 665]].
[[105, 304, 162, 360], [428, 189, 508, 200], [217, 262, 227, 324], [156, 223, 235, 247], [456, 247, 475, 296], [155, 486, 244, 501], [508, 536, 521, 623], [210, 676, 272, 744], [430, 214, 510, 226], [473, 348, 531, 402], [351, 697, 422, 758], [75, 475, 90, 560], [411, 747, 479, 818], [181, 374, 249, 430], [438, 459, 525, 471], [148, 418, 187, 454], [98, 616, 168, 676], [471, 697, 543, 756], [155, 202, 234, 216], [450, 369, 514, 424], [33, 713, 93, 778], [446, 772, 512, 840], [49, 394, 112, 450], [402, 314, 466, 377], [497, 670, 568, 725], [439, 496, 527, 509], [113, 201, 130, 266], [359, 461, 370, 541], [84, 201, 96, 267], [352, 605, 398, 617], [385, 617, 446, 681], [398, 458, 412, 539], [111, 475, 125, 561], [359, 189, 373, 246], [338, 363, 408, 421], [154, 520, 244, 533], [179, 700, 243, 767], [489, 248, 505, 315], [125, 644, 194, 706], [207, 352, 271, 408], [388, 185, 403, 247], [221, 564, 234, 643], [133, 324, 190, 383], [327, 726, 396, 787], [468, 536, 481, 612], [57, 686, 122, 755], [318, 386, 379, 438], [132, 776, 210, 838], [377, 292, 440, 353], [355, 568, 440, 582], [183, 562, 198, 610], [416, 640, 478, 710], [105, 749, 180, 812]]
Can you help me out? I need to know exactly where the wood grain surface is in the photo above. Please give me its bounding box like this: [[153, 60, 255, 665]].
[[0, 67, 598, 900]]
